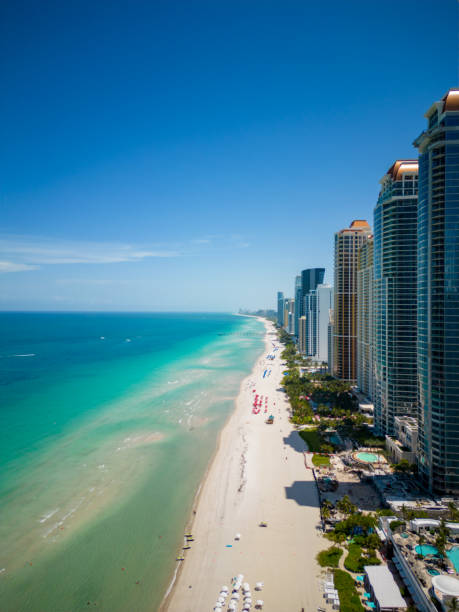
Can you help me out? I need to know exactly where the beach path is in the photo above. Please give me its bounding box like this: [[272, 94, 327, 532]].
[[162, 320, 323, 612]]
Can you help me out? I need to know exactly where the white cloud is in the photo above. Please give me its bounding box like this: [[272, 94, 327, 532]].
[[0, 235, 180, 271], [0, 260, 39, 273]]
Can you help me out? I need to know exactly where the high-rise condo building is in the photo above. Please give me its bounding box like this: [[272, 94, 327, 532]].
[[304, 284, 334, 363], [277, 292, 284, 327], [373, 161, 419, 436], [298, 316, 307, 354], [333, 220, 372, 381], [300, 268, 325, 317], [294, 275, 302, 337], [414, 89, 459, 495], [328, 309, 334, 374], [283, 298, 295, 333], [357, 237, 374, 400]]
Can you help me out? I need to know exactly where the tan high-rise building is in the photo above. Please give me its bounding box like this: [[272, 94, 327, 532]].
[[333, 220, 372, 381]]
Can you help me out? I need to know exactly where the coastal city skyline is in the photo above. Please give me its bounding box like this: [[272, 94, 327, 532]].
[[276, 87, 459, 497], [1, 0, 458, 311]]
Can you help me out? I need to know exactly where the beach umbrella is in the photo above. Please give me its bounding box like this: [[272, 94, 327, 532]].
[[217, 596, 225, 604], [255, 582, 263, 590], [237, 573, 244, 581], [221, 586, 229, 592], [256, 600, 264, 608], [231, 592, 240, 600], [235, 533, 241, 540], [244, 597, 252, 605], [242, 582, 250, 591]]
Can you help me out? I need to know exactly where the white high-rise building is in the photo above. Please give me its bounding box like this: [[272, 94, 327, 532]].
[[304, 284, 333, 363]]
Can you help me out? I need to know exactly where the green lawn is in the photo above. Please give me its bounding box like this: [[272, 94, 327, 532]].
[[298, 428, 324, 452], [312, 454, 331, 466], [333, 569, 364, 612]]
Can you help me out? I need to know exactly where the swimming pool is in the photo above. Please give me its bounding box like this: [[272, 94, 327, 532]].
[[447, 546, 459, 572], [415, 544, 438, 557], [427, 568, 440, 576], [355, 451, 380, 463]]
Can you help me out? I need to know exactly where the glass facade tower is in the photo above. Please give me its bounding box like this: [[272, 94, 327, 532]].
[[414, 89, 459, 495], [357, 237, 374, 400], [277, 292, 284, 326], [294, 275, 302, 337], [373, 161, 419, 436]]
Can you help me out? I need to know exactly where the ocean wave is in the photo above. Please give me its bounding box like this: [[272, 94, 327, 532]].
[[13, 354, 36, 357], [38, 508, 60, 524]]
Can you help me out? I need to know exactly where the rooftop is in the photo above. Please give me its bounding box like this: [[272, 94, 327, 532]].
[[364, 564, 407, 609]]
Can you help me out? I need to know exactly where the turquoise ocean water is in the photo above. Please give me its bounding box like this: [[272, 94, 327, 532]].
[[0, 312, 264, 612]]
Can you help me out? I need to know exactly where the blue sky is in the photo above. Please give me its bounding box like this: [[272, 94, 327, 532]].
[[1, 0, 457, 311]]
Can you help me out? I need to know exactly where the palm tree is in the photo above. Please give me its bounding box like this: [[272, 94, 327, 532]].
[[322, 506, 331, 521], [448, 597, 458, 612]]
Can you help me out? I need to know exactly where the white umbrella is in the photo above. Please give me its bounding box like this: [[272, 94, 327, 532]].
[[237, 574, 244, 581], [242, 582, 250, 591], [235, 533, 241, 540], [231, 593, 240, 601], [221, 586, 229, 592], [244, 598, 252, 605], [219, 592, 228, 599], [217, 596, 225, 604], [255, 582, 264, 590], [256, 600, 264, 608], [244, 594, 252, 600], [228, 603, 236, 611]]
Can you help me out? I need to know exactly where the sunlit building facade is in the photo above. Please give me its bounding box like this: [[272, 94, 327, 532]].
[[373, 161, 419, 436], [333, 220, 372, 381], [414, 89, 459, 494]]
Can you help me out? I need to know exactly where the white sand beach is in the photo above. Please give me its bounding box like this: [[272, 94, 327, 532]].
[[161, 319, 324, 612]]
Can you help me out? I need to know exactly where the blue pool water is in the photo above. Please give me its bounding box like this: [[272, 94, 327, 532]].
[[356, 451, 380, 463], [447, 546, 459, 572], [415, 545, 439, 556]]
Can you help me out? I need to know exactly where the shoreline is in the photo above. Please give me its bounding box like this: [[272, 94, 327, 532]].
[[160, 318, 324, 612], [159, 316, 269, 610]]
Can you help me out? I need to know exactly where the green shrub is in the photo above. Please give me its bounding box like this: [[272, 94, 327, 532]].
[[390, 520, 406, 532], [344, 543, 381, 573], [317, 546, 343, 568]]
